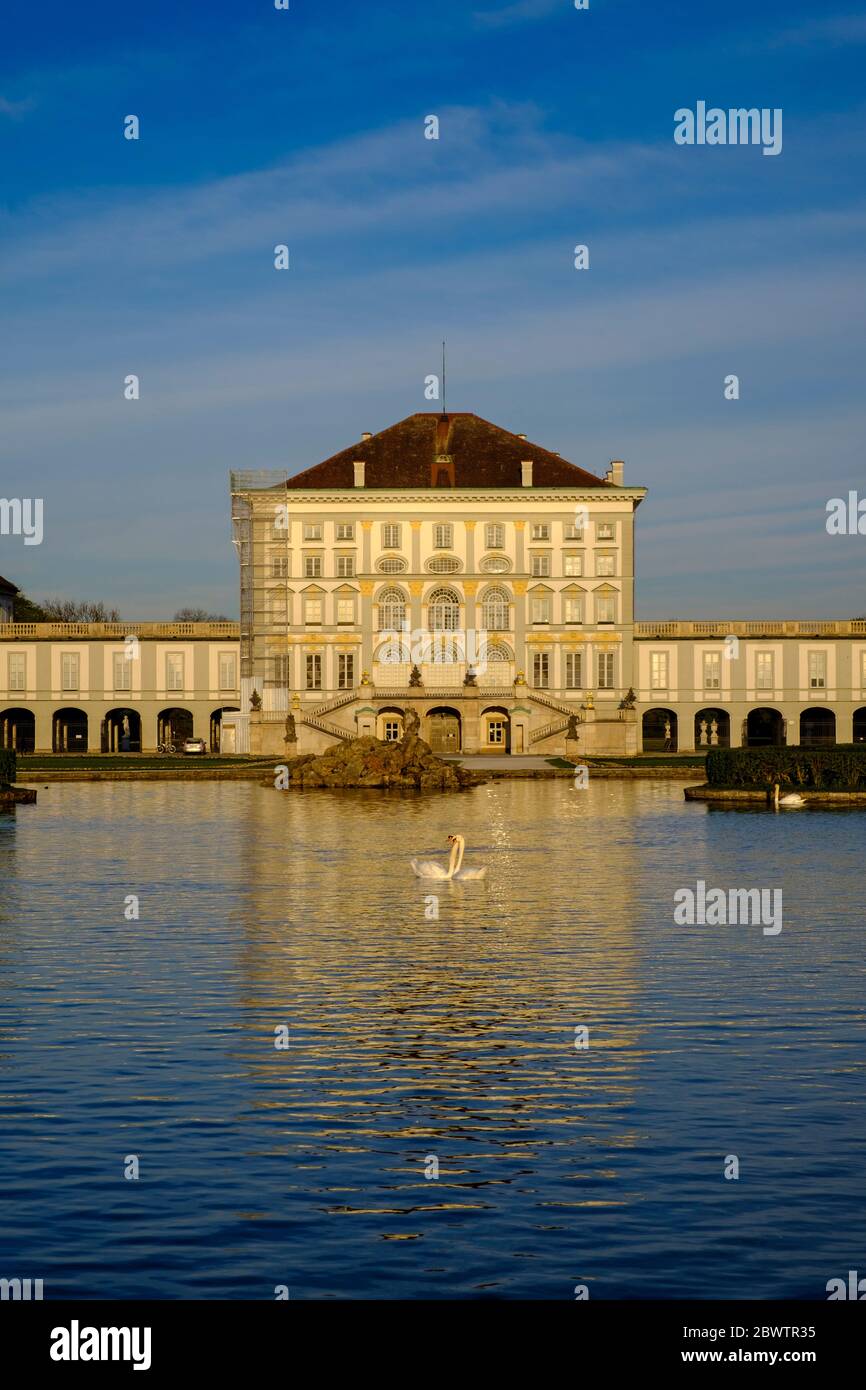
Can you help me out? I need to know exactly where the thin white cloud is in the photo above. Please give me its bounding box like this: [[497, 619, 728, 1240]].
[[768, 13, 866, 48], [473, 0, 563, 29], [0, 94, 35, 118]]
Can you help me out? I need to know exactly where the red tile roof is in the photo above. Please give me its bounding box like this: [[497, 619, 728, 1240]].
[[284, 413, 610, 490]]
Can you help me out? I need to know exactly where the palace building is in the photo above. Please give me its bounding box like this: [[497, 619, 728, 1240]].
[[230, 411, 866, 758]]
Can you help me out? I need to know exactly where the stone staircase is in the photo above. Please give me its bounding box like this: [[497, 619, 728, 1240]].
[[529, 717, 571, 745], [526, 689, 581, 718], [301, 712, 355, 741]]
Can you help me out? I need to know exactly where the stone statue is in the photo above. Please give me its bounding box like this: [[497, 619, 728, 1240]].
[[566, 713, 580, 740], [699, 718, 708, 746], [404, 707, 421, 737], [285, 713, 297, 744], [710, 718, 719, 746], [463, 666, 478, 687], [409, 664, 422, 687], [664, 718, 672, 750]]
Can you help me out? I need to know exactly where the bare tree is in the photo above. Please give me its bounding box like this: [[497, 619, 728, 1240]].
[[40, 599, 121, 621], [173, 607, 230, 622]]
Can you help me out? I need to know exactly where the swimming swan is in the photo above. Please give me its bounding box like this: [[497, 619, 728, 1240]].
[[773, 782, 806, 808], [411, 834, 488, 880]]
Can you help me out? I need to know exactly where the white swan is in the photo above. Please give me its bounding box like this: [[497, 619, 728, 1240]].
[[411, 835, 487, 880], [773, 782, 806, 808]]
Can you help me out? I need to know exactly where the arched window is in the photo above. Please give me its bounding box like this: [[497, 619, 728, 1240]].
[[428, 587, 460, 631], [377, 587, 406, 631], [484, 641, 513, 662], [481, 587, 509, 630]]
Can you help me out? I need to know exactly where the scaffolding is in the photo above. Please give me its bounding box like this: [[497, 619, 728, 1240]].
[[230, 470, 292, 711]]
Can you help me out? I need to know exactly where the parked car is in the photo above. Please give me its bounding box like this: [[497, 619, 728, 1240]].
[[182, 737, 207, 756]]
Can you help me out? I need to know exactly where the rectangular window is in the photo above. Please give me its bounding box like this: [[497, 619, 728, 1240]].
[[531, 523, 550, 541], [531, 595, 550, 624], [598, 651, 615, 689], [384, 720, 401, 741], [305, 597, 322, 625], [650, 652, 668, 690], [595, 554, 615, 577], [304, 556, 322, 578], [531, 554, 550, 577], [8, 652, 26, 691], [113, 652, 132, 691], [434, 523, 453, 549], [564, 522, 584, 541], [336, 523, 354, 541], [596, 522, 615, 540], [303, 524, 322, 541], [338, 654, 355, 689], [305, 654, 322, 690], [336, 555, 355, 578], [564, 595, 583, 624], [756, 652, 774, 690], [532, 652, 550, 688], [271, 556, 289, 578], [165, 652, 184, 691], [595, 592, 616, 623], [486, 523, 504, 548], [382, 524, 401, 549], [703, 652, 721, 689], [487, 719, 506, 745], [61, 652, 80, 691], [337, 597, 355, 625], [219, 651, 237, 690], [563, 553, 583, 577], [270, 653, 290, 686], [565, 652, 582, 689], [808, 651, 827, 689]]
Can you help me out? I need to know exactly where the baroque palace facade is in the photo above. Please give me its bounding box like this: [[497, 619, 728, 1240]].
[[229, 411, 866, 758]]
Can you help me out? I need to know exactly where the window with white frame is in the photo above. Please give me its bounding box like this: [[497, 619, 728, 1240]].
[[650, 651, 668, 690], [428, 587, 460, 631], [384, 719, 401, 741], [756, 651, 774, 689], [378, 587, 406, 630], [219, 651, 237, 690], [595, 592, 616, 623], [482, 588, 509, 630], [565, 652, 582, 689], [8, 652, 26, 691], [485, 523, 504, 548], [303, 523, 322, 541], [563, 553, 583, 577], [532, 652, 550, 688], [531, 594, 550, 624], [530, 554, 550, 577], [487, 719, 506, 745], [305, 653, 322, 690], [305, 596, 323, 625], [113, 652, 132, 691], [337, 596, 356, 625], [336, 555, 355, 578], [808, 651, 827, 689], [595, 554, 615, 577], [596, 522, 615, 540], [703, 651, 721, 690], [531, 523, 550, 541], [271, 555, 289, 578], [597, 651, 615, 689], [165, 652, 184, 691], [338, 654, 355, 689], [434, 523, 453, 549], [335, 523, 354, 541], [304, 556, 322, 578], [564, 521, 584, 541], [382, 523, 401, 549], [564, 593, 583, 624]]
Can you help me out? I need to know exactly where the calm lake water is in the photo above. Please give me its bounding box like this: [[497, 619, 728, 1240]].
[[0, 778, 863, 1299]]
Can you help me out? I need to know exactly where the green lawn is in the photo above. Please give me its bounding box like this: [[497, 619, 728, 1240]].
[[548, 753, 706, 768]]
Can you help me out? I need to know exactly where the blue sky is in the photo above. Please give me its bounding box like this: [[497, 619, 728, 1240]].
[[1, 0, 865, 617]]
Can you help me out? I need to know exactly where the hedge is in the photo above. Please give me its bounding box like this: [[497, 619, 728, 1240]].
[[0, 749, 16, 786], [706, 746, 866, 791]]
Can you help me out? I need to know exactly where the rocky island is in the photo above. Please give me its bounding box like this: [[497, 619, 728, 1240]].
[[273, 728, 478, 792]]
